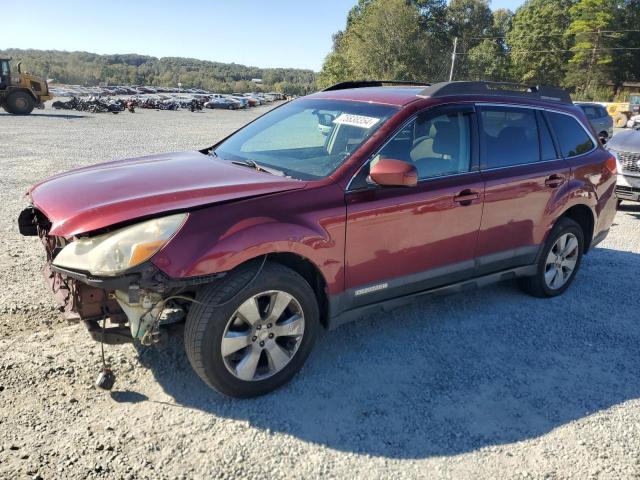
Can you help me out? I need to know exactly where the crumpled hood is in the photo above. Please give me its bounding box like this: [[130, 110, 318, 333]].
[[29, 151, 306, 236]]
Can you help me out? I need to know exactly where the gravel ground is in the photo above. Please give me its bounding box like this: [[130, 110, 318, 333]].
[[1, 106, 639, 479]]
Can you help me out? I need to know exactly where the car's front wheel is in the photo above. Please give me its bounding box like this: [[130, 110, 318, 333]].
[[519, 217, 584, 298], [184, 261, 319, 398]]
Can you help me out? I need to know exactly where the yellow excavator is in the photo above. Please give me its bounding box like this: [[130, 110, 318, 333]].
[[0, 58, 52, 115]]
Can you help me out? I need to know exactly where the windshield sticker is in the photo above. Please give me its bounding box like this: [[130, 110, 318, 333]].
[[332, 113, 380, 129]]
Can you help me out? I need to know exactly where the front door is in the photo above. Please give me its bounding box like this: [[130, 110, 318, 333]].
[[344, 104, 485, 308]]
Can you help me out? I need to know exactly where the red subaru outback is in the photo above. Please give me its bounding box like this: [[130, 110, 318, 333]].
[[19, 81, 618, 397]]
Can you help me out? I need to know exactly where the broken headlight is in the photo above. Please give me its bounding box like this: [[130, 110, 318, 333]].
[[52, 213, 188, 276]]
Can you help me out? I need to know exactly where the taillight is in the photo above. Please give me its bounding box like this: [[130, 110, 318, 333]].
[[605, 154, 617, 175]]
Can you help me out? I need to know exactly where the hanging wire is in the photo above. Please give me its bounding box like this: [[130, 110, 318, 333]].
[[455, 47, 640, 55], [469, 29, 640, 41]]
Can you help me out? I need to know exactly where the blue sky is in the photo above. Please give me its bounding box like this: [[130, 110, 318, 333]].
[[4, 0, 525, 71]]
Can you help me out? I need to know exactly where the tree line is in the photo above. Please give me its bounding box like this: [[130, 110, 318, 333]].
[[0, 49, 317, 95], [319, 0, 640, 101]]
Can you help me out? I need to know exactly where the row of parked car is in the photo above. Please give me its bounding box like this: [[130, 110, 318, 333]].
[[50, 91, 288, 113], [49, 84, 287, 103]]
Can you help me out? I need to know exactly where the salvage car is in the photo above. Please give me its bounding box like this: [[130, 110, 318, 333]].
[[607, 127, 640, 205], [19, 80, 618, 398]]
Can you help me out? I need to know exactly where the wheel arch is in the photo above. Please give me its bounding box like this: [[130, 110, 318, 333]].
[[267, 253, 330, 328], [558, 203, 595, 252], [223, 252, 331, 329]]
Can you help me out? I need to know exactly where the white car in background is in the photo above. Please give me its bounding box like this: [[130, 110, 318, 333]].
[[607, 128, 640, 205]]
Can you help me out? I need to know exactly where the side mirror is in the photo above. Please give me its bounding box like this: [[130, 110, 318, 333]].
[[369, 158, 418, 187], [599, 135, 608, 146]]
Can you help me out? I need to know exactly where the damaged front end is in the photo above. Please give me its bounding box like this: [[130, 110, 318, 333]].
[[18, 206, 213, 345]]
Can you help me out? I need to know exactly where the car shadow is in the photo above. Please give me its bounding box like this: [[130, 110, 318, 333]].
[[0, 112, 88, 119], [135, 247, 640, 459]]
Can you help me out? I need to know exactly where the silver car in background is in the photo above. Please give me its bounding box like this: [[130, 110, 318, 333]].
[[607, 128, 640, 205]]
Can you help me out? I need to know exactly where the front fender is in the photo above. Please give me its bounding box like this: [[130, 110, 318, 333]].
[[152, 185, 347, 295]]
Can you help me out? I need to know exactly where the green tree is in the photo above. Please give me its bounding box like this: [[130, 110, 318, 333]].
[[565, 0, 621, 97], [0, 48, 316, 92], [319, 0, 448, 87], [507, 0, 573, 86], [466, 8, 513, 81], [446, 0, 493, 79], [611, 0, 640, 90]]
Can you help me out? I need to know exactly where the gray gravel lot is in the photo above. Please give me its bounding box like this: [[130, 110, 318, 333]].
[[1, 106, 639, 479]]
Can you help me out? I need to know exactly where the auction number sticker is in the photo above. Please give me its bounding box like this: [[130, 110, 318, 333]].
[[333, 113, 380, 129]]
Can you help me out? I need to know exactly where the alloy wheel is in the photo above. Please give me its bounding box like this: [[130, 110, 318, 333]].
[[221, 290, 305, 381], [544, 233, 579, 290]]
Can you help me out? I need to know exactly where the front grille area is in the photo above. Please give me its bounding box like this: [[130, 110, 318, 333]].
[[616, 185, 640, 193], [616, 185, 640, 200], [615, 150, 640, 174]]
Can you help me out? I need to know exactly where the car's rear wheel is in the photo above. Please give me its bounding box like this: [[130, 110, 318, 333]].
[[519, 217, 584, 298], [184, 261, 319, 398]]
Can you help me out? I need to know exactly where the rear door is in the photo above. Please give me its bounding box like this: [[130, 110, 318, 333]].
[[475, 104, 570, 275], [343, 104, 485, 308]]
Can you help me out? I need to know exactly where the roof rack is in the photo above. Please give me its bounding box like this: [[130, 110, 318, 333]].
[[323, 80, 431, 91], [419, 81, 572, 104]]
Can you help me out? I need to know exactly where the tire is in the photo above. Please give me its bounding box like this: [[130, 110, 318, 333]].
[[184, 261, 320, 398], [614, 113, 628, 128], [5, 90, 35, 115], [519, 217, 584, 298], [617, 199, 623, 209]]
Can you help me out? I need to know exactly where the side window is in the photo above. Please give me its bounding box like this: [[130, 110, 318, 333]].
[[537, 111, 558, 161], [581, 105, 598, 119], [479, 106, 539, 168], [546, 111, 595, 157], [374, 111, 472, 180]]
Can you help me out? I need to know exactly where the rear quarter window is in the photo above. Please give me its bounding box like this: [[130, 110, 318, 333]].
[[546, 111, 595, 157], [580, 105, 598, 119]]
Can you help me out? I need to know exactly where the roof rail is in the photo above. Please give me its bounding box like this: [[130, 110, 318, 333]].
[[323, 80, 431, 91], [419, 81, 572, 104]]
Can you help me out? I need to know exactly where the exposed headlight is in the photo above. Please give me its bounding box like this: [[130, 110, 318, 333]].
[[52, 213, 187, 276]]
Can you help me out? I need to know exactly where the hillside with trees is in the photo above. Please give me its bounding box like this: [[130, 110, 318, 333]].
[[0, 49, 317, 95], [319, 0, 640, 101]]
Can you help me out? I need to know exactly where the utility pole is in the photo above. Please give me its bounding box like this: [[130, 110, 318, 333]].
[[449, 37, 458, 82]]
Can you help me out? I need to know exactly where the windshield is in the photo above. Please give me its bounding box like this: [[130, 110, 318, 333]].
[[630, 95, 640, 105], [214, 98, 398, 179]]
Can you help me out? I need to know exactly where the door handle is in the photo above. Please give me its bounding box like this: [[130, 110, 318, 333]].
[[453, 189, 480, 206], [545, 174, 566, 188]]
